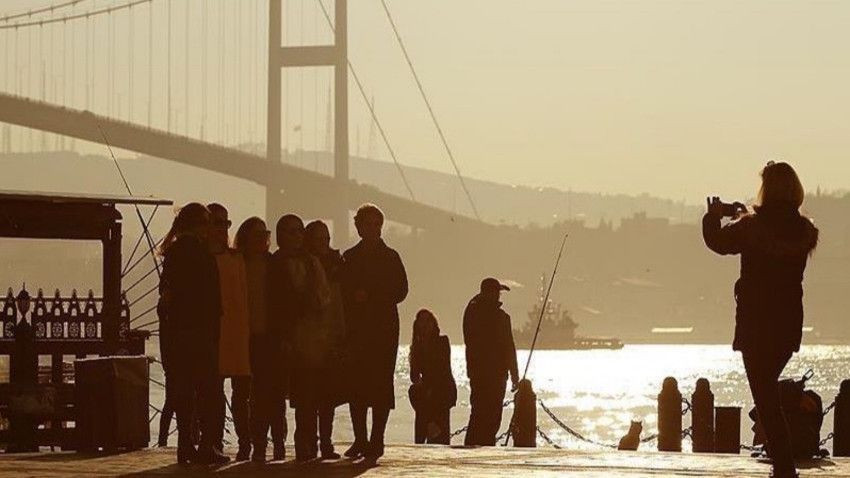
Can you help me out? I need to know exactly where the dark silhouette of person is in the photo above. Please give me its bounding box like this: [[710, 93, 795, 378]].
[[159, 203, 229, 465], [270, 214, 332, 462], [463, 277, 519, 446], [207, 203, 252, 461], [703, 162, 818, 478], [7, 288, 38, 453], [408, 309, 457, 444], [305, 220, 348, 459], [235, 217, 287, 463], [341, 204, 409, 464]]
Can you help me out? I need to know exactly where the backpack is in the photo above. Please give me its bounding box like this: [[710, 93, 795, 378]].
[[749, 369, 828, 459]]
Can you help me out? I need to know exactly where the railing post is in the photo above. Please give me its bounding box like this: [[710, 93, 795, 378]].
[[510, 379, 537, 447], [834, 380, 850, 456], [691, 378, 715, 453], [657, 377, 682, 452]]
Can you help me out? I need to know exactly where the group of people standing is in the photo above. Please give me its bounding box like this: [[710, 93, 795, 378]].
[[157, 203, 408, 466]]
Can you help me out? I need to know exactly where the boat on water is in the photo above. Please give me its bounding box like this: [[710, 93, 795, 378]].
[[513, 279, 623, 350]]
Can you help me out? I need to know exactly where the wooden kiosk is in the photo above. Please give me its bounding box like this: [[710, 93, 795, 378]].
[[0, 191, 172, 450]]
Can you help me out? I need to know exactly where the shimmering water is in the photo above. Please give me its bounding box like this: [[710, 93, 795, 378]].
[[148, 343, 850, 450]]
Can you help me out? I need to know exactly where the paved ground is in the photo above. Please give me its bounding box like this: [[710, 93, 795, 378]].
[[0, 444, 848, 477]]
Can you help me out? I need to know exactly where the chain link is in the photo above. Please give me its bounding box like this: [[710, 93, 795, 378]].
[[538, 400, 618, 449], [819, 432, 835, 448], [740, 443, 763, 452], [495, 424, 514, 445], [536, 426, 563, 449], [449, 398, 514, 440], [682, 398, 692, 416], [823, 401, 837, 417]]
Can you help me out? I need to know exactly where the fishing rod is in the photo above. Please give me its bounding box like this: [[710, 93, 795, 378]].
[[522, 232, 568, 381], [97, 124, 162, 279], [503, 232, 568, 446]]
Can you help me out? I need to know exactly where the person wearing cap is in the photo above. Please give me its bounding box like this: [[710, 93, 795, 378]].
[[463, 277, 519, 446]]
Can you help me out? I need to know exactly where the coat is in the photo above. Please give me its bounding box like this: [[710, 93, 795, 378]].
[[702, 203, 819, 354], [214, 251, 251, 377], [269, 248, 330, 407], [409, 335, 457, 412], [342, 239, 408, 409], [463, 294, 519, 385], [316, 250, 349, 407], [160, 235, 222, 376]]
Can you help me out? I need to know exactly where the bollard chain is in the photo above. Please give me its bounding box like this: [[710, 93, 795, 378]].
[[495, 424, 514, 445], [450, 398, 513, 442], [538, 400, 618, 449], [740, 443, 763, 453], [640, 433, 660, 443], [536, 426, 563, 449], [819, 432, 835, 448], [681, 426, 693, 440], [682, 398, 692, 416], [823, 401, 837, 417]]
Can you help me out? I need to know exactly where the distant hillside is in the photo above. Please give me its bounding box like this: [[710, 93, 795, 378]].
[[278, 149, 703, 225], [0, 150, 704, 226]]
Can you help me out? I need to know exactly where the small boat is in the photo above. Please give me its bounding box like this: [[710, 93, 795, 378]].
[[513, 277, 623, 350]]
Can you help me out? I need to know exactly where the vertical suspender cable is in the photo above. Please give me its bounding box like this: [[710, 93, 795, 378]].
[[166, 0, 171, 132], [129, 5, 134, 122], [219, 0, 224, 144], [201, 0, 207, 140], [184, 0, 189, 136], [147, 0, 152, 127], [299, 0, 304, 165], [236, 3, 242, 145]]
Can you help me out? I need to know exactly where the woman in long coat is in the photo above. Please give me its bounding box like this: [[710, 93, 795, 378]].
[[341, 204, 408, 464], [269, 214, 331, 461], [703, 162, 818, 478], [159, 203, 224, 465], [305, 220, 348, 459]]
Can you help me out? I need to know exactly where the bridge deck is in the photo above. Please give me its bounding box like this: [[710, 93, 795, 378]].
[[0, 444, 847, 477]]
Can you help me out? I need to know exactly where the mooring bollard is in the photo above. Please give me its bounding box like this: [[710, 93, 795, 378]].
[[714, 406, 741, 454], [834, 379, 850, 457], [657, 376, 682, 452], [511, 379, 537, 447], [691, 378, 715, 453]]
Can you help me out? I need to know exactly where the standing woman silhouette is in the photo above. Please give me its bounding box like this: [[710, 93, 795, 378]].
[[703, 162, 818, 478]]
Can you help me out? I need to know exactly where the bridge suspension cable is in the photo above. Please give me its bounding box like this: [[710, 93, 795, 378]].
[[0, 0, 89, 23], [316, 0, 416, 202], [379, 0, 481, 220], [0, 0, 152, 30]]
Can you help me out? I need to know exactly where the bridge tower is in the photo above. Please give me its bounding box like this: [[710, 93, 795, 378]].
[[267, 0, 349, 243]]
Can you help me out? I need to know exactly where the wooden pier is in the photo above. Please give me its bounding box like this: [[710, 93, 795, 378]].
[[0, 444, 849, 477]]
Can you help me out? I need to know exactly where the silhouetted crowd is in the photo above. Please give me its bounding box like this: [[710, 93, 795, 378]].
[[157, 202, 519, 466]]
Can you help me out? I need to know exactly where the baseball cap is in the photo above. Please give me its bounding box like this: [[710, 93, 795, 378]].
[[480, 277, 510, 292]]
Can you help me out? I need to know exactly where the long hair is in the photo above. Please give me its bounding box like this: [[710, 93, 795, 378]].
[[757, 161, 805, 209], [159, 203, 209, 255], [234, 216, 267, 253], [409, 309, 440, 373]]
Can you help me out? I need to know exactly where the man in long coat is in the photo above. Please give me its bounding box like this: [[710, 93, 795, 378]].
[[341, 204, 408, 464]]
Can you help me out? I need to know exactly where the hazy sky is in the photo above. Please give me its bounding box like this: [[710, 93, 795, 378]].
[[2, 0, 849, 203]]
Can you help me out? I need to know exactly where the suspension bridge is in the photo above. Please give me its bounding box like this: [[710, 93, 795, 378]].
[[0, 0, 486, 240]]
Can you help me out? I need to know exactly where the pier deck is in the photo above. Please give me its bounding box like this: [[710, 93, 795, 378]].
[[0, 445, 849, 477]]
